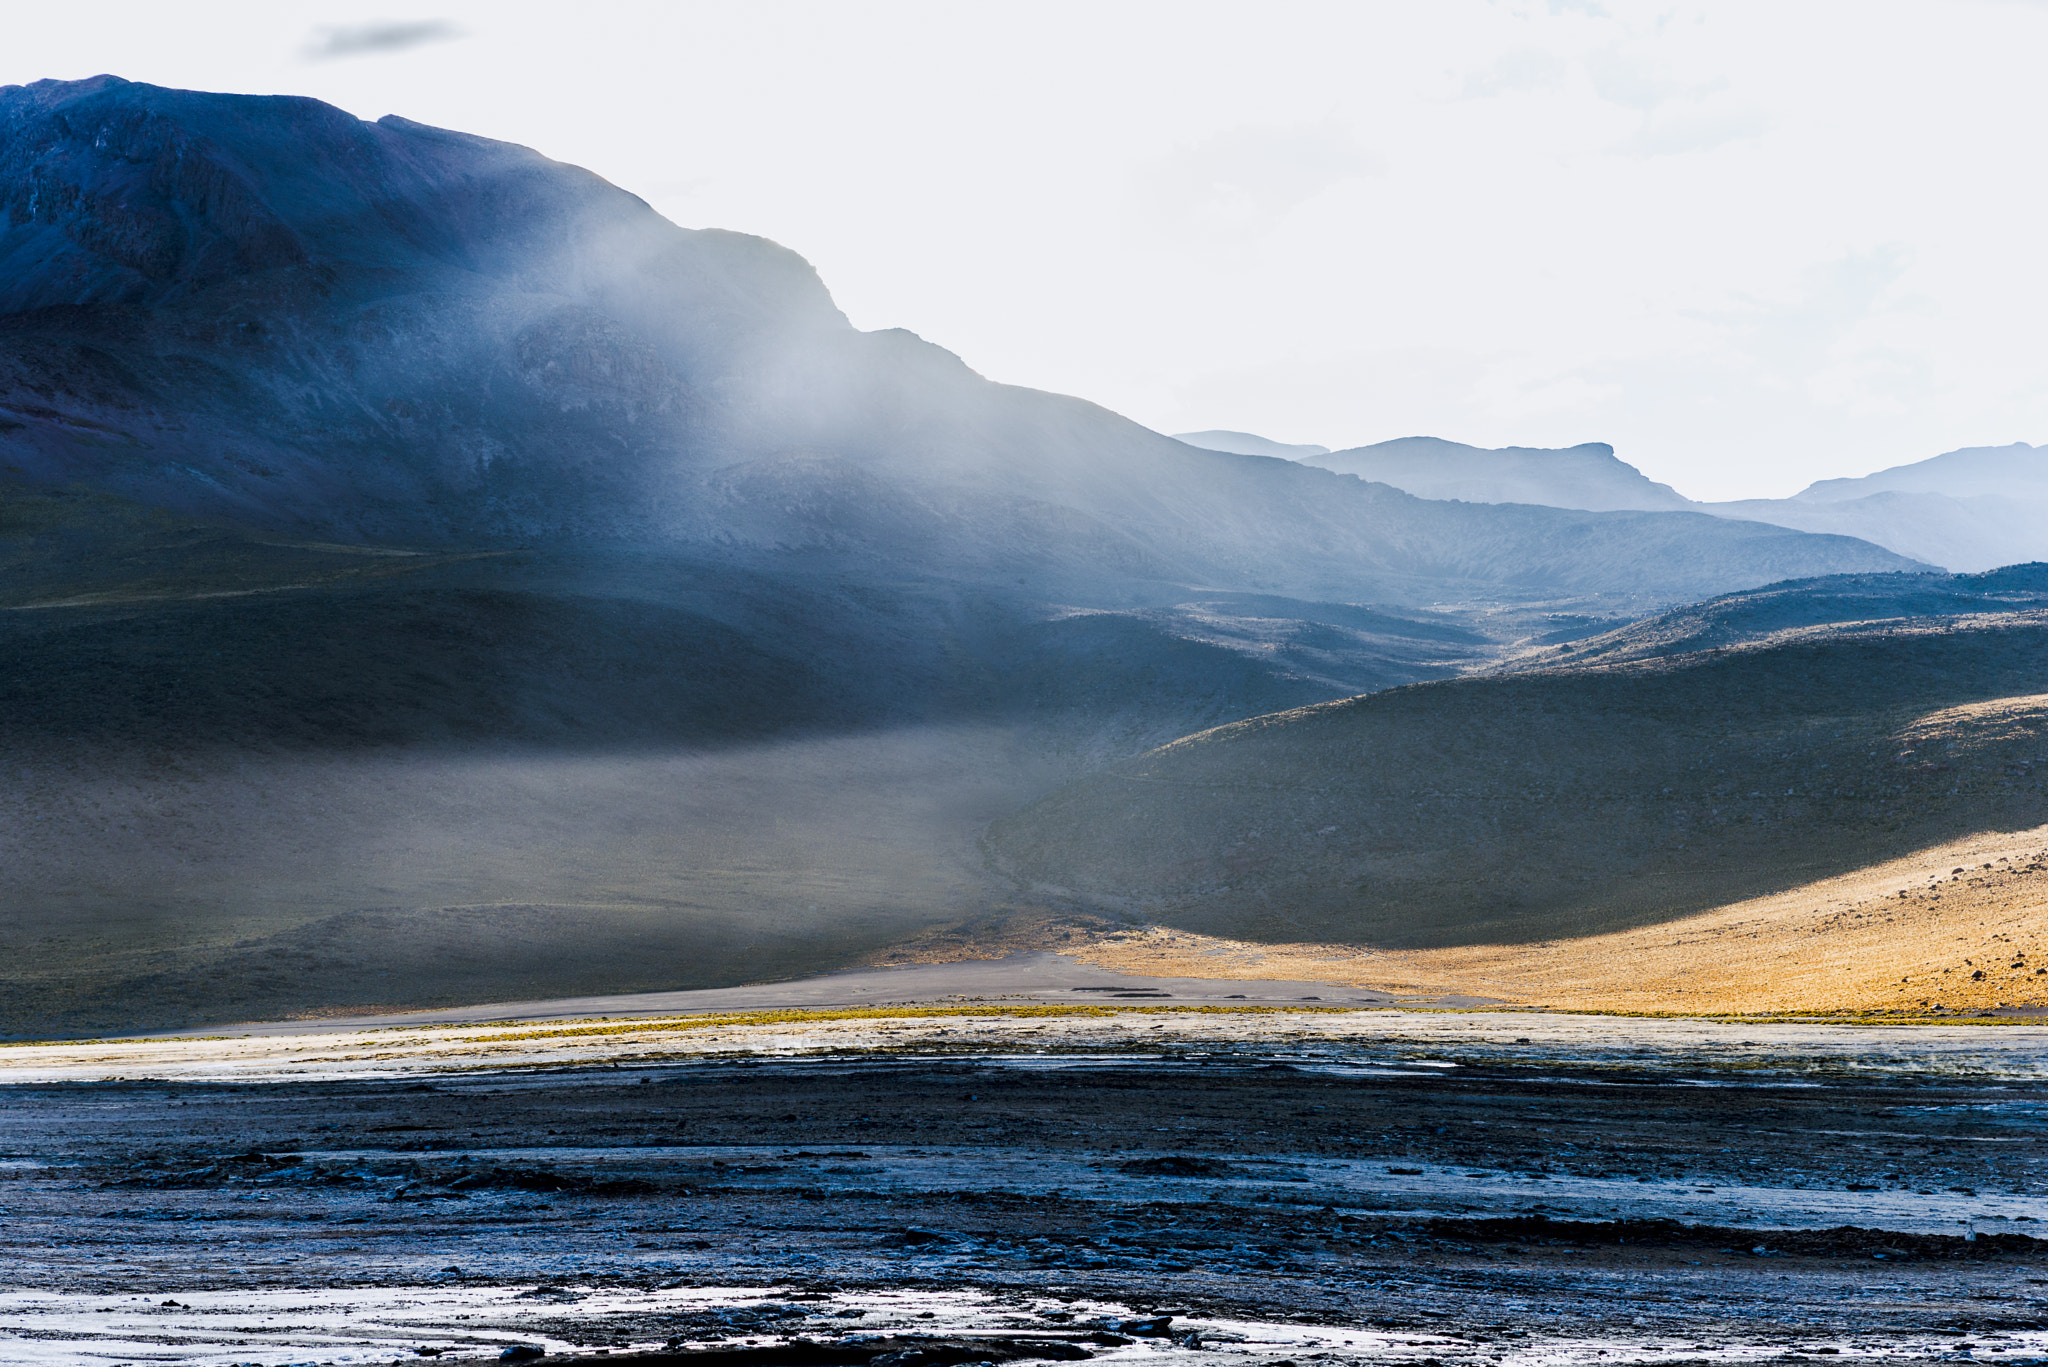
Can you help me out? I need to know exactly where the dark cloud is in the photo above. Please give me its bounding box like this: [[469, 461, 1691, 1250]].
[[303, 20, 463, 61]]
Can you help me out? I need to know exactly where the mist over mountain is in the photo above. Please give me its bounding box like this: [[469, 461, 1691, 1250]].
[[9, 27, 2048, 1340], [1173, 429, 1331, 459], [1699, 492, 2048, 577]]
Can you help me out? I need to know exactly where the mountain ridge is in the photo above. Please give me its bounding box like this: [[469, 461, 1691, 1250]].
[[1174, 429, 1331, 459]]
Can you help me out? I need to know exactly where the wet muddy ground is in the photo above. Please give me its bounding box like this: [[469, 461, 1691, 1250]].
[[5, 1042, 2048, 1364]]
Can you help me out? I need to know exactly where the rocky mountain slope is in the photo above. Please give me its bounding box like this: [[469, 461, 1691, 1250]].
[[1507, 564, 2048, 670]]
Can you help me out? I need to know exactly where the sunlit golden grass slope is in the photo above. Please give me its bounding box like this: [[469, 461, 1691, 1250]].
[[975, 821, 2042, 1015]]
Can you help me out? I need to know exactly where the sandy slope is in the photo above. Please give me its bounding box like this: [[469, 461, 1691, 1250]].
[[1395, 825, 2048, 1013], [892, 822, 2048, 1015]]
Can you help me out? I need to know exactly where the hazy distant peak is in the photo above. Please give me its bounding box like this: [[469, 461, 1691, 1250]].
[[1794, 442, 2047, 503], [1300, 435, 1694, 513], [1699, 442, 2048, 575], [1348, 434, 1618, 460], [1173, 429, 1332, 459]]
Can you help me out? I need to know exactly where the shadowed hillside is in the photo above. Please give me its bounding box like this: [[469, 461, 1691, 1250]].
[[0, 481, 1472, 1037], [987, 579, 2048, 949]]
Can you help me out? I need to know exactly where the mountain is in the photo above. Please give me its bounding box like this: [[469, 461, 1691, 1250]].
[[0, 76, 1923, 610], [1699, 491, 2048, 576], [1301, 436, 1695, 512], [1173, 429, 1331, 459], [986, 569, 2048, 948]]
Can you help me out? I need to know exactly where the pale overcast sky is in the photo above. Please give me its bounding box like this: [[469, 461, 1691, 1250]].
[[7, 1, 2045, 499]]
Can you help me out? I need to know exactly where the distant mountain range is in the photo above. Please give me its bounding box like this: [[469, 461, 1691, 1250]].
[[1798, 442, 2047, 501], [1197, 428, 2046, 574]]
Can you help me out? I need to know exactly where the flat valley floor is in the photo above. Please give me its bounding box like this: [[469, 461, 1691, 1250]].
[[4, 1005, 2048, 1365]]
